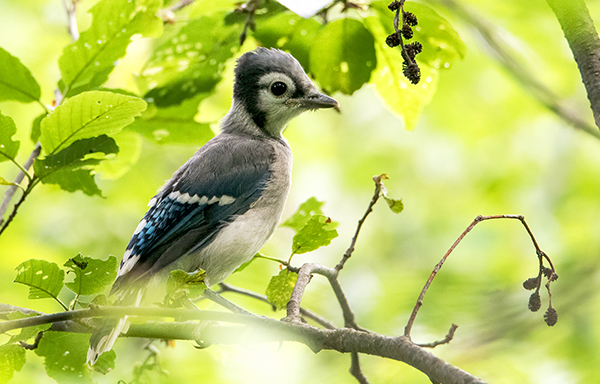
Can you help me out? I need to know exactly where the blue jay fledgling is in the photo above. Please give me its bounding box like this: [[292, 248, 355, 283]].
[[87, 47, 339, 364]]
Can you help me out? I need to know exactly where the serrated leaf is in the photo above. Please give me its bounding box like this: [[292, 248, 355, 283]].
[[58, 0, 162, 97], [254, 12, 321, 68], [310, 18, 376, 95], [0, 47, 41, 103], [128, 94, 214, 145], [7, 311, 52, 343], [34, 135, 119, 196], [39, 91, 146, 155], [0, 344, 26, 383], [138, 15, 239, 106], [0, 111, 20, 163], [367, 2, 465, 130], [292, 215, 338, 254], [281, 197, 325, 232], [64, 255, 118, 296], [266, 269, 298, 310], [14, 259, 65, 301], [35, 331, 115, 383]]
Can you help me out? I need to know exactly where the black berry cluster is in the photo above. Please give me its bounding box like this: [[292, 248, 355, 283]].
[[522, 260, 559, 326], [385, 1, 422, 84]]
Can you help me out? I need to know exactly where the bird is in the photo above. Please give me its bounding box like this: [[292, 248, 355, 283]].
[[87, 47, 339, 365]]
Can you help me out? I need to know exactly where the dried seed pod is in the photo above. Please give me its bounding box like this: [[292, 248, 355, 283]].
[[544, 307, 558, 326], [388, 1, 401, 11], [386, 33, 401, 48], [528, 291, 541, 312], [403, 61, 421, 84], [401, 24, 413, 40], [404, 11, 418, 27], [543, 267, 553, 279], [522, 277, 539, 290]]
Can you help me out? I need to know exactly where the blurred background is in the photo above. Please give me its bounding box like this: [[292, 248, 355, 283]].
[[1, 0, 599, 383]]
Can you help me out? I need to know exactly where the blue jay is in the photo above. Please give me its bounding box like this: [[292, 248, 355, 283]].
[[87, 47, 339, 364]]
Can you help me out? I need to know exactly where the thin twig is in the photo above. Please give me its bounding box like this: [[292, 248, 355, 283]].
[[404, 214, 549, 339], [61, 0, 79, 41], [350, 352, 370, 384], [219, 283, 337, 329], [336, 174, 384, 271], [416, 324, 458, 348], [202, 287, 254, 316]]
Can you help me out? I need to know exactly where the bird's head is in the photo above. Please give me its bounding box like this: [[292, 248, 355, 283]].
[[229, 47, 339, 138]]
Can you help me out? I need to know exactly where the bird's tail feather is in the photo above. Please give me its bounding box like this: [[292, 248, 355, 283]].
[[87, 288, 143, 366]]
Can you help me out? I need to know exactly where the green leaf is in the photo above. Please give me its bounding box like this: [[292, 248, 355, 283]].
[[0, 176, 21, 189], [34, 135, 120, 196], [0, 344, 26, 383], [35, 331, 115, 383], [64, 254, 118, 296], [58, 0, 163, 97], [232, 254, 259, 274], [310, 18, 376, 95], [292, 215, 338, 254], [138, 15, 239, 106], [383, 196, 404, 214], [95, 130, 142, 179], [39, 91, 146, 156], [266, 269, 298, 310], [128, 94, 215, 145], [254, 12, 321, 68], [165, 269, 206, 303], [30, 113, 46, 143], [14, 259, 65, 301], [0, 47, 41, 103], [366, 2, 465, 130], [7, 311, 52, 343], [0, 111, 20, 163], [281, 197, 325, 232]]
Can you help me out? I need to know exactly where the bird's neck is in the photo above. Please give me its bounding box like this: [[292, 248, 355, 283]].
[[221, 100, 286, 139]]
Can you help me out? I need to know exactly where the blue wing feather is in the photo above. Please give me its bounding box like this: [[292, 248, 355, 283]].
[[111, 135, 274, 293]]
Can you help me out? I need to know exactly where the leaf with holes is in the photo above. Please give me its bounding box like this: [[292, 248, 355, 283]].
[[292, 215, 338, 255], [58, 0, 162, 97], [0, 344, 26, 383], [35, 331, 115, 383], [64, 254, 118, 296], [281, 197, 325, 232], [310, 18, 376, 95], [266, 268, 298, 310], [14, 259, 65, 301], [0, 47, 41, 103], [138, 15, 239, 106], [0, 111, 20, 163], [7, 311, 52, 343], [39, 91, 146, 156], [34, 135, 119, 196]]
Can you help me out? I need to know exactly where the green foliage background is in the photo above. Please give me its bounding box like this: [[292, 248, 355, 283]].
[[1, 0, 599, 383]]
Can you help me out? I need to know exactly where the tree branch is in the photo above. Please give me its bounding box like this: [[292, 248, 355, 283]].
[[546, 0, 600, 130], [0, 303, 486, 384]]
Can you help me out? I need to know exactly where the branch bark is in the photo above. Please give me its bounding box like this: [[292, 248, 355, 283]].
[[0, 304, 486, 384], [547, 0, 600, 130]]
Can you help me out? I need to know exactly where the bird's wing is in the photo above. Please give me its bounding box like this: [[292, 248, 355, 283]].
[[111, 136, 274, 294]]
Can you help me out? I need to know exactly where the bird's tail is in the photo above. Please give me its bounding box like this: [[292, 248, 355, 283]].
[[87, 288, 143, 366]]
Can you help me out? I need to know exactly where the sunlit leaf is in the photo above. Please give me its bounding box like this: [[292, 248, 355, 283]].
[[58, 0, 162, 97], [138, 15, 239, 106], [0, 47, 41, 103], [292, 215, 338, 254], [7, 311, 52, 343], [64, 254, 118, 296], [0, 111, 20, 163], [281, 197, 325, 232], [94, 130, 142, 179], [310, 18, 376, 95], [35, 331, 115, 383], [14, 260, 64, 301], [254, 12, 321, 68], [34, 135, 120, 196], [266, 268, 298, 310], [383, 196, 404, 214], [39, 91, 146, 155], [0, 344, 26, 383], [166, 269, 206, 302]]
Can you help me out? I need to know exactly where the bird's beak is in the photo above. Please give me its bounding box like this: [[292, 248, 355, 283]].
[[297, 92, 340, 111]]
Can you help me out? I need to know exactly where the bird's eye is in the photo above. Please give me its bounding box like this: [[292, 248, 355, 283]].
[[270, 81, 287, 96]]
